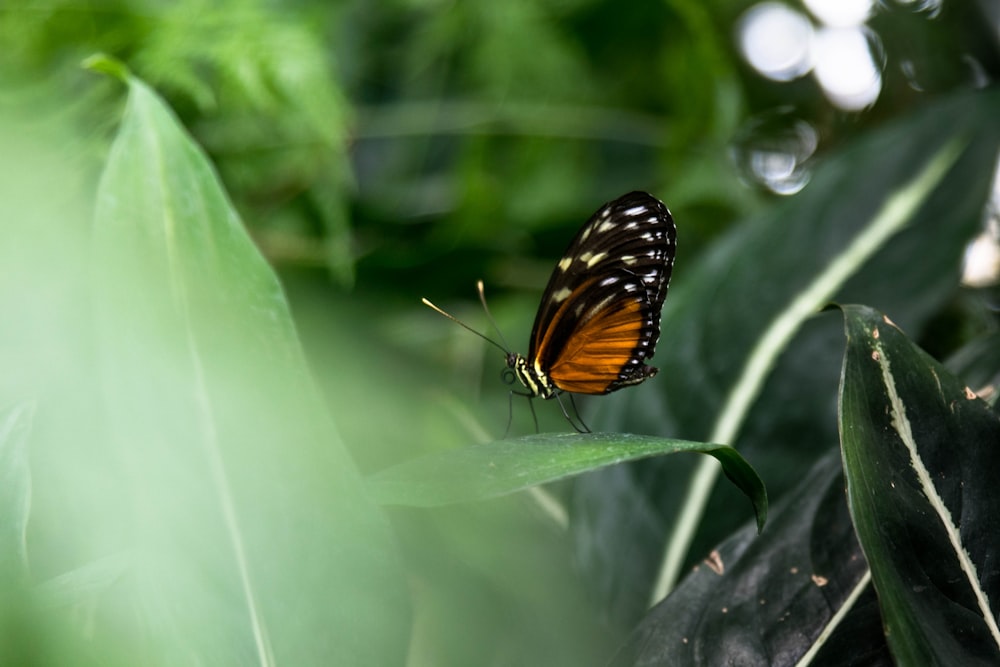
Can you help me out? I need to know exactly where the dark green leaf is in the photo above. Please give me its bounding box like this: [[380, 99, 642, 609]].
[[368, 433, 766, 533], [574, 89, 1000, 623], [612, 450, 887, 667], [838, 304, 1000, 664]]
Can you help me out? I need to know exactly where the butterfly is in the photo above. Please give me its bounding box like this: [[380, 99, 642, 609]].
[[423, 191, 676, 432]]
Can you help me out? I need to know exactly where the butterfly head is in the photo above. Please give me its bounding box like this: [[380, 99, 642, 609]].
[[504, 352, 555, 399], [502, 353, 520, 383], [421, 286, 556, 400]]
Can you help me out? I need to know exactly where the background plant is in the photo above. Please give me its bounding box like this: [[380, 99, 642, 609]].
[[1, 1, 998, 665]]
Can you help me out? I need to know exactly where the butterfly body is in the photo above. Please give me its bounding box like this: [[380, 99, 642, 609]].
[[511, 191, 676, 400]]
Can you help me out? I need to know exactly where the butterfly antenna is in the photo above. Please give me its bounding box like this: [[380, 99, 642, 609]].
[[475, 280, 514, 352], [422, 294, 509, 355]]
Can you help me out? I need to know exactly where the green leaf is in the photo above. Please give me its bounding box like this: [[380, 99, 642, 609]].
[[36, 553, 131, 612], [837, 304, 1000, 664], [0, 402, 33, 583], [368, 433, 766, 534], [81, 53, 130, 82], [573, 88, 1000, 622], [613, 450, 885, 666], [89, 71, 408, 664]]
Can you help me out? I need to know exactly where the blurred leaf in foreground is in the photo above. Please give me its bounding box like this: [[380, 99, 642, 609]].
[[0, 403, 33, 583], [48, 57, 411, 665]]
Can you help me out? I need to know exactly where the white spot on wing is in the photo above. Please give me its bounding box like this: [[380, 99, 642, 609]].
[[597, 220, 615, 233], [625, 205, 649, 216], [584, 295, 617, 321], [551, 286, 573, 302], [585, 251, 607, 267], [558, 257, 573, 271]]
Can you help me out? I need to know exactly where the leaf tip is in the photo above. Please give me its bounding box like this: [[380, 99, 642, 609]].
[[820, 302, 844, 315], [82, 54, 132, 84], [755, 504, 768, 536]]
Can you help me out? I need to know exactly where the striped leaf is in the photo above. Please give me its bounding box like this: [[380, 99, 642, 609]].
[[838, 304, 1000, 664]]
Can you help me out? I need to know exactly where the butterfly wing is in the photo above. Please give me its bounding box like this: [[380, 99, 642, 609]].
[[528, 191, 676, 395]]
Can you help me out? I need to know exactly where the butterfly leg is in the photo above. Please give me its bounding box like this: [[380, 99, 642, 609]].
[[527, 396, 539, 434], [506, 390, 540, 436], [505, 391, 515, 438], [554, 393, 590, 433], [567, 393, 591, 433]]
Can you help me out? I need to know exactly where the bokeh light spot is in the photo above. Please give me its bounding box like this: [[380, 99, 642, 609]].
[[738, 3, 815, 82], [813, 27, 882, 110]]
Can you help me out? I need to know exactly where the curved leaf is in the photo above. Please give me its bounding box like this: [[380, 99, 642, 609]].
[[837, 304, 1000, 664], [368, 433, 766, 533]]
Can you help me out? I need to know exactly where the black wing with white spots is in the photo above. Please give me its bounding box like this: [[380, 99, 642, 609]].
[[527, 191, 676, 394]]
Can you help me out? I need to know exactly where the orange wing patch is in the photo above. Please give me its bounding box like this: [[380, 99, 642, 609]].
[[547, 299, 645, 394]]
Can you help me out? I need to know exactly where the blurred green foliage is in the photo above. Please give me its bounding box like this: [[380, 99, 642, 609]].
[[1, 1, 999, 665]]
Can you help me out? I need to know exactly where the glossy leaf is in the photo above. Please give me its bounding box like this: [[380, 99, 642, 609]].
[[613, 450, 886, 666], [574, 88, 1000, 623], [838, 304, 1000, 664], [87, 60, 408, 665], [368, 432, 766, 534], [611, 299, 1000, 666]]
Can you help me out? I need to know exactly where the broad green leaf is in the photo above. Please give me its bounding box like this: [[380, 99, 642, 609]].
[[36, 554, 131, 611], [86, 59, 408, 665], [573, 89, 1000, 623], [368, 433, 766, 534], [612, 450, 886, 666], [838, 304, 1000, 664], [0, 402, 33, 582], [0, 77, 112, 666]]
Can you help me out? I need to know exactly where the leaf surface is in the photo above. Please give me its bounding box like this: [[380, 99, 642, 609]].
[[612, 451, 885, 666], [573, 88, 1000, 623], [837, 304, 1000, 665], [89, 61, 409, 666], [0, 403, 33, 583], [369, 432, 766, 533]]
